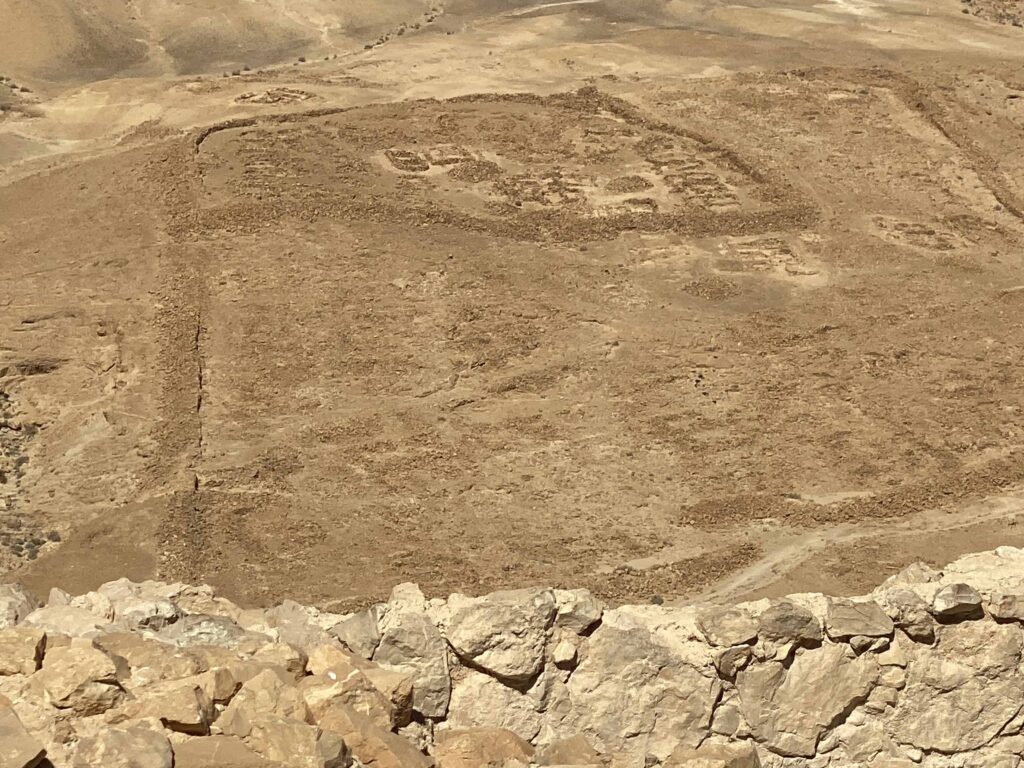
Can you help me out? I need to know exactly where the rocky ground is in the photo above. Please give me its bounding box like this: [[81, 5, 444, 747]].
[[1, 1, 1024, 612], [3, 547, 1024, 767]]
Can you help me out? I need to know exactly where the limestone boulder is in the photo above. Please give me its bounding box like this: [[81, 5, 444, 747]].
[[320, 703, 434, 768], [158, 614, 268, 649], [172, 735, 281, 768], [931, 583, 983, 620], [218, 669, 310, 738], [444, 588, 556, 682], [877, 589, 935, 644], [433, 727, 534, 768], [0, 701, 45, 768], [736, 643, 878, 757], [263, 601, 337, 655], [446, 669, 543, 742], [888, 620, 1024, 752], [40, 643, 124, 715], [825, 600, 894, 641], [71, 722, 173, 768], [330, 608, 382, 659], [664, 741, 761, 767], [0, 627, 46, 676], [552, 590, 604, 635], [757, 600, 822, 644], [307, 646, 412, 728], [535, 734, 600, 766], [697, 607, 758, 648], [96, 579, 183, 630], [124, 678, 215, 735], [245, 715, 349, 768], [989, 593, 1024, 622], [95, 632, 203, 687], [21, 605, 112, 637], [372, 584, 451, 718], [566, 617, 720, 759], [0, 584, 39, 629]]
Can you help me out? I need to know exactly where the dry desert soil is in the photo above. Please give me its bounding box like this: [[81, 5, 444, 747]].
[[1, 0, 1024, 611]]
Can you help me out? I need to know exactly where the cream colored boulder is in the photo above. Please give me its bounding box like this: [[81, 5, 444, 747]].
[[40, 643, 124, 715], [736, 643, 878, 757], [173, 735, 281, 768], [433, 727, 534, 768], [373, 584, 450, 718], [320, 703, 433, 768], [71, 722, 173, 768], [0, 584, 39, 630], [444, 588, 556, 683], [0, 627, 46, 676], [218, 668, 310, 738], [246, 715, 349, 768], [0, 700, 46, 768]]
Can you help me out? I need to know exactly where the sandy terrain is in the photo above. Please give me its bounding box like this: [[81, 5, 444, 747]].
[[1, 0, 1023, 610]]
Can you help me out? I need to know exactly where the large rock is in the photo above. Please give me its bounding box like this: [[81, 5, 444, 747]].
[[96, 579, 183, 630], [0, 627, 46, 675], [664, 741, 761, 768], [158, 615, 267, 649], [989, 593, 1024, 622], [566, 614, 720, 759], [535, 734, 600, 766], [125, 678, 215, 735], [245, 715, 349, 768], [444, 588, 556, 682], [172, 736, 280, 768], [0, 584, 39, 629], [736, 643, 878, 757], [331, 609, 382, 659], [432, 727, 533, 768], [888, 620, 1024, 752], [931, 583, 983, 620], [40, 643, 124, 715], [825, 600, 894, 641], [306, 645, 411, 729], [320, 703, 434, 768], [95, 632, 203, 686], [757, 600, 822, 644], [446, 669, 543, 742], [552, 590, 604, 635], [697, 607, 758, 648], [372, 584, 451, 718], [219, 669, 310, 737], [263, 601, 337, 655], [22, 605, 111, 637], [0, 700, 46, 768], [877, 589, 935, 644], [71, 722, 174, 768]]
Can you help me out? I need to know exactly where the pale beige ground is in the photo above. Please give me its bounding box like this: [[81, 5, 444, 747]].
[[2, 0, 1023, 610]]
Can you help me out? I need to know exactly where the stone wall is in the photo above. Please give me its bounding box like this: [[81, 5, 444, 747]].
[[4, 548, 1024, 767]]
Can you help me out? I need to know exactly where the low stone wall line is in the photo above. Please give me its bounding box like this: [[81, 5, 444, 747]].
[[3, 547, 1024, 767]]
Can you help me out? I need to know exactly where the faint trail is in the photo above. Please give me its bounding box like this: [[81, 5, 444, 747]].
[[694, 488, 1024, 603]]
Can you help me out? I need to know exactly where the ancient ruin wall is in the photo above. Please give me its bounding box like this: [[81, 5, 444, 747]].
[[4, 548, 1024, 767]]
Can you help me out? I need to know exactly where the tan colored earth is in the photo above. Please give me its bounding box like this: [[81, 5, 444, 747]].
[[2, 0, 1024, 612]]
